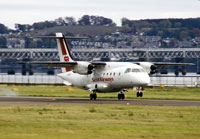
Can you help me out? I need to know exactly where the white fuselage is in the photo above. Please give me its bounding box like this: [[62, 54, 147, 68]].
[[58, 62, 150, 93]]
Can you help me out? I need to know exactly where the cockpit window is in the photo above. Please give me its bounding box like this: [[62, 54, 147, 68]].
[[140, 69, 146, 72], [125, 68, 146, 73], [132, 68, 146, 72], [132, 69, 141, 72], [125, 68, 131, 73]]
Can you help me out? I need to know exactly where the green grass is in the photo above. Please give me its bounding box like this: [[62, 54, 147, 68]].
[[0, 105, 200, 139], [0, 85, 200, 138], [0, 85, 200, 101]]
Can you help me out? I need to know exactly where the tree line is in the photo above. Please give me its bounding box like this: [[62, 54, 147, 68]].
[[121, 18, 200, 40], [15, 15, 115, 32]]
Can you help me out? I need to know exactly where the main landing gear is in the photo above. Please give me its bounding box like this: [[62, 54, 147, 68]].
[[136, 87, 144, 97], [118, 89, 128, 100], [90, 84, 97, 100], [90, 92, 97, 100]]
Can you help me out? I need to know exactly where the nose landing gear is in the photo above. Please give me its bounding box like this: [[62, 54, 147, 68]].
[[136, 87, 144, 97]]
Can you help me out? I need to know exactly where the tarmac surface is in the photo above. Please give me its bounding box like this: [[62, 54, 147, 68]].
[[0, 96, 200, 106]]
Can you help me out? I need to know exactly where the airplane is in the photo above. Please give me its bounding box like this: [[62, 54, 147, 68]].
[[22, 33, 194, 100]]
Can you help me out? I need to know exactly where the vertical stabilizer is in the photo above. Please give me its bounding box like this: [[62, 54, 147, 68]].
[[56, 33, 74, 72]]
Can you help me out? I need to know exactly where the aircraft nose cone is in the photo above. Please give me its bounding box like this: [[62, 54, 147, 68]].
[[143, 75, 150, 85], [137, 73, 150, 85]]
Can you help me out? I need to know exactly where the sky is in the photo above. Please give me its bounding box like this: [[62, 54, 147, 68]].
[[0, 0, 200, 29]]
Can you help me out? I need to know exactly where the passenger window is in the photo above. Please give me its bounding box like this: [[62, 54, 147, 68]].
[[119, 73, 121, 76], [110, 73, 112, 76], [124, 68, 131, 73], [107, 73, 108, 76], [113, 72, 115, 76]]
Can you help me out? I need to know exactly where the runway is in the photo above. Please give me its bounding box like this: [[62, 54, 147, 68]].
[[0, 96, 200, 106]]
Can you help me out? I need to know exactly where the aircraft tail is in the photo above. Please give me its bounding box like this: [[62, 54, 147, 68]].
[[33, 33, 87, 73], [56, 33, 74, 72]]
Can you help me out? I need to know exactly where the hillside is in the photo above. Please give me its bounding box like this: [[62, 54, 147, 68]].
[[31, 17, 200, 39], [1, 16, 200, 49], [122, 18, 200, 39], [32, 25, 119, 36]]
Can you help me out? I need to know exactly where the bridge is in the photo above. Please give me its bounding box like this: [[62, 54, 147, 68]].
[[0, 48, 200, 60]]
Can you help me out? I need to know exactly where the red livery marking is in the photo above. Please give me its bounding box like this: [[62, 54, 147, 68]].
[[66, 68, 72, 72], [92, 78, 96, 82], [64, 56, 69, 62], [92, 77, 114, 82], [59, 39, 67, 55]]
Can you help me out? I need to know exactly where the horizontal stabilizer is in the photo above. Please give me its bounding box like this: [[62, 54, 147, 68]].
[[32, 36, 88, 40]]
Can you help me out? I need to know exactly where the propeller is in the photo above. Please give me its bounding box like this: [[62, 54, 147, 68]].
[[87, 64, 95, 74]]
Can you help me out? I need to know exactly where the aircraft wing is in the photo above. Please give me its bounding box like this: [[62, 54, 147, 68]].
[[18, 61, 78, 68], [153, 62, 195, 66], [134, 61, 195, 75], [19, 61, 106, 67], [91, 62, 106, 66], [19, 61, 107, 75]]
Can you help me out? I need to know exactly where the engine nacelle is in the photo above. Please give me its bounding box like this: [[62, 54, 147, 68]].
[[137, 62, 157, 74], [73, 62, 94, 75], [87, 83, 109, 92]]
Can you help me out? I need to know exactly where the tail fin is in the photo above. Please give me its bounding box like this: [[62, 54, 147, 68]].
[[56, 33, 74, 72], [56, 33, 74, 62], [32, 33, 87, 73]]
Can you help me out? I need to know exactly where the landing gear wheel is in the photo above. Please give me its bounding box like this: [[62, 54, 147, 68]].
[[90, 93, 97, 100], [118, 94, 121, 100], [121, 93, 125, 99], [136, 86, 144, 98], [118, 89, 127, 100], [136, 92, 143, 97], [118, 93, 125, 100], [136, 92, 140, 97], [140, 92, 143, 97], [90, 94, 93, 100], [93, 94, 97, 100]]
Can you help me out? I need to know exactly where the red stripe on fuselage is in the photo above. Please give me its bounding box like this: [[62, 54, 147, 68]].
[[59, 39, 67, 55]]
